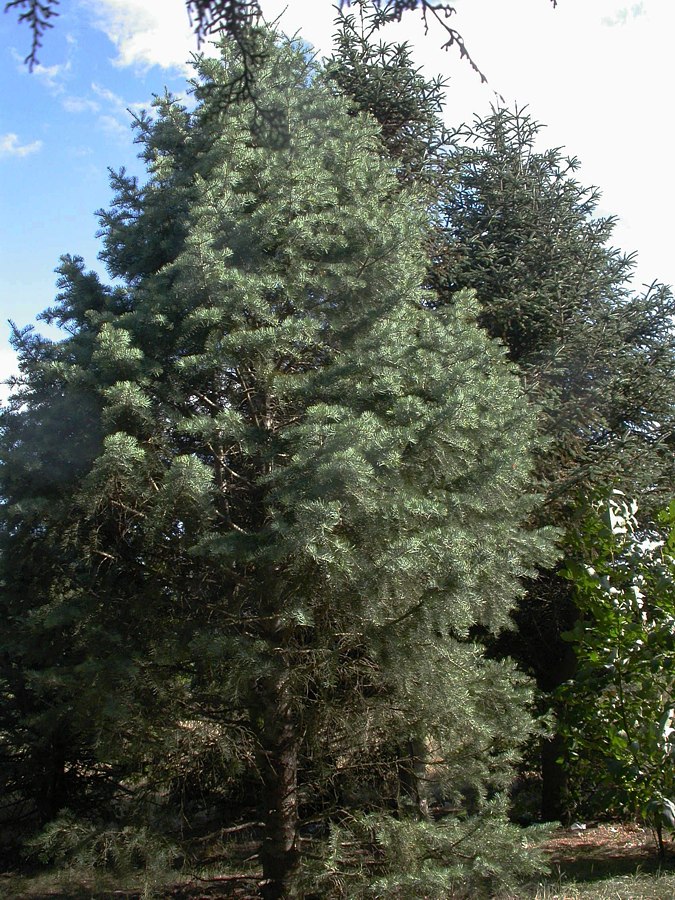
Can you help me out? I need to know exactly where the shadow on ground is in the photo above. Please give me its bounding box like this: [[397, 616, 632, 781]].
[[541, 823, 675, 882]]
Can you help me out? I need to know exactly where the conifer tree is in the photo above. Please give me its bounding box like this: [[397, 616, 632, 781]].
[[326, 1, 451, 185], [0, 29, 554, 897], [437, 106, 675, 818], [437, 108, 675, 508], [0, 259, 122, 831], [326, 7, 675, 822]]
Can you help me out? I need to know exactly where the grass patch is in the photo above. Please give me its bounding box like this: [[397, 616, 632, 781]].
[[515, 869, 675, 899], [0, 865, 193, 899], [4, 867, 675, 899]]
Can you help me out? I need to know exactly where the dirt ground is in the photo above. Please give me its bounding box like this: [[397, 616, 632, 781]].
[[3, 823, 672, 899], [538, 821, 667, 880], [164, 824, 675, 897]]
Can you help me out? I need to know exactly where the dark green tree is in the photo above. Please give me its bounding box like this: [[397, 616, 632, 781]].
[[326, 0, 452, 187], [0, 257, 144, 867], [437, 107, 674, 499], [1, 28, 554, 898], [435, 108, 675, 819]]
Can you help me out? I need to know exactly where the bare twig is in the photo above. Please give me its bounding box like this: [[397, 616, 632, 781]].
[[5, 0, 59, 70]]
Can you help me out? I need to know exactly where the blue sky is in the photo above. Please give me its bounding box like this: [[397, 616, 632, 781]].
[[0, 2, 191, 359], [1, 0, 673, 398]]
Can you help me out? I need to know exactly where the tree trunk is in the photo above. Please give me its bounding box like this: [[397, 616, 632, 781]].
[[256, 682, 301, 900], [34, 735, 68, 824], [397, 737, 432, 818], [541, 732, 569, 823], [495, 575, 578, 823]]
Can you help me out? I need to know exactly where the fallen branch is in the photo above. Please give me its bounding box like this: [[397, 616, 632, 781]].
[[187, 871, 264, 883]]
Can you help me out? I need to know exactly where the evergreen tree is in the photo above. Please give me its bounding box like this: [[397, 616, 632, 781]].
[[0, 257, 156, 849], [326, 10, 675, 822], [436, 106, 675, 818], [437, 107, 674, 511], [1, 29, 553, 897], [326, 1, 451, 185]]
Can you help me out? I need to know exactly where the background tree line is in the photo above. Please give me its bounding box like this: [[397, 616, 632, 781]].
[[328, 0, 674, 822], [1, 2, 673, 897]]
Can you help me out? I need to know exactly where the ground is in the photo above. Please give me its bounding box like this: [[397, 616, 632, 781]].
[[3, 823, 675, 899], [521, 822, 675, 899], [541, 821, 661, 877]]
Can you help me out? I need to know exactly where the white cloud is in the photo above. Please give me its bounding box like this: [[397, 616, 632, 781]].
[[62, 95, 101, 114], [12, 47, 81, 123], [91, 81, 133, 113], [90, 82, 150, 138], [87, 0, 312, 75], [12, 51, 73, 92], [0, 132, 43, 158], [92, 82, 149, 115], [87, 0, 197, 72], [98, 113, 132, 141], [91, 81, 125, 107], [33, 59, 71, 88]]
